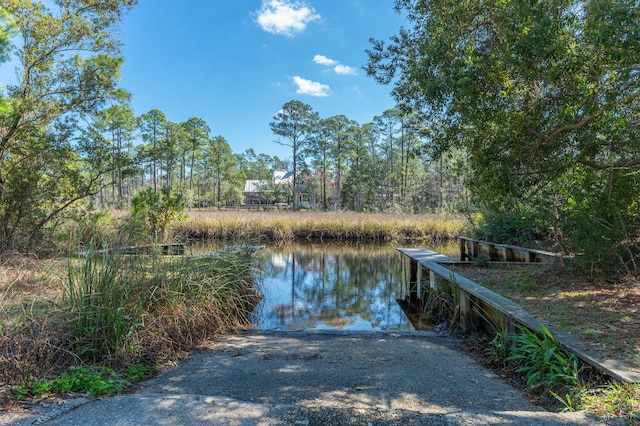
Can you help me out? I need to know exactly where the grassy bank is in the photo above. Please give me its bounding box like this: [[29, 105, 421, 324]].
[[177, 211, 466, 243], [450, 264, 640, 369], [0, 243, 261, 394], [451, 263, 640, 421]]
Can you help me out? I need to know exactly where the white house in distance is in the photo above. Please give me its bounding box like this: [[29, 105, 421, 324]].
[[243, 171, 293, 205]]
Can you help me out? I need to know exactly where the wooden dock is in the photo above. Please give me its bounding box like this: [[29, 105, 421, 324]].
[[76, 243, 185, 257], [459, 236, 566, 263], [397, 247, 640, 384]]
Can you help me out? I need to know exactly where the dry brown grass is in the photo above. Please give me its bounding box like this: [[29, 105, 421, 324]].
[[0, 253, 65, 322], [178, 210, 466, 243]]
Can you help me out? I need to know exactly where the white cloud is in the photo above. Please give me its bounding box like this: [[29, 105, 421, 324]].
[[314, 54, 358, 76], [334, 64, 357, 76], [256, 0, 320, 36], [313, 54, 337, 66], [293, 76, 331, 97]]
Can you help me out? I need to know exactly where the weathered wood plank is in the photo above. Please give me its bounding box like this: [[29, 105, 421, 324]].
[[397, 248, 454, 263], [458, 236, 567, 264]]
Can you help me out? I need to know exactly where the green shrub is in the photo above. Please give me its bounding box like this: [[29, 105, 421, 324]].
[[474, 210, 546, 247], [63, 239, 139, 363], [507, 324, 580, 392], [131, 186, 186, 243]]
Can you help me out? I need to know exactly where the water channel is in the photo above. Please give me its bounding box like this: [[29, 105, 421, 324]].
[[249, 242, 458, 332]]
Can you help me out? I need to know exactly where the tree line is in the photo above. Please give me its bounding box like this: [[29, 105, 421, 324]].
[[270, 99, 465, 212], [84, 100, 466, 215], [2, 0, 637, 272], [0, 0, 462, 253]]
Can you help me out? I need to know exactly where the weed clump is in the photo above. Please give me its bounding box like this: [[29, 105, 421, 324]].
[[0, 242, 261, 389]]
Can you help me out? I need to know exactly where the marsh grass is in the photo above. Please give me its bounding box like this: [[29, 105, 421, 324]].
[[0, 241, 261, 386], [418, 280, 457, 325], [177, 211, 465, 243]]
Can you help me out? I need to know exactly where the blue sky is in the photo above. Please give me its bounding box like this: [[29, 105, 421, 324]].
[[117, 0, 406, 160]]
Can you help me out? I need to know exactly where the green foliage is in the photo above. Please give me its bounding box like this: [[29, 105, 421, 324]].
[[368, 0, 640, 270], [471, 304, 509, 365], [559, 166, 640, 271], [201, 136, 239, 207], [0, 0, 137, 254], [474, 210, 547, 247], [575, 382, 640, 420], [35, 366, 128, 397], [0, 8, 15, 63], [472, 253, 491, 267], [55, 233, 260, 368], [507, 324, 580, 393], [418, 273, 460, 328], [125, 362, 156, 382], [0, 8, 16, 117], [11, 366, 129, 399], [131, 186, 186, 243], [490, 329, 509, 365], [270, 100, 319, 209], [57, 209, 119, 248], [64, 240, 138, 363]]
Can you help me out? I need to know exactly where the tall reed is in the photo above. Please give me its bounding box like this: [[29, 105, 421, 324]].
[[63, 239, 137, 363], [0, 240, 261, 384]]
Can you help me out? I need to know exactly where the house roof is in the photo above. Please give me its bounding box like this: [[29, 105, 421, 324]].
[[243, 180, 269, 193], [244, 171, 293, 193], [273, 171, 293, 184]]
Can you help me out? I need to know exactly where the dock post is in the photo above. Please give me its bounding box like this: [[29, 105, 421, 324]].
[[408, 258, 420, 306], [459, 238, 467, 261], [471, 240, 479, 259], [459, 289, 472, 332], [505, 247, 514, 261]]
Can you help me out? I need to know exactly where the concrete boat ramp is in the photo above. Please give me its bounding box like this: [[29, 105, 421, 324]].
[[4, 330, 612, 426]]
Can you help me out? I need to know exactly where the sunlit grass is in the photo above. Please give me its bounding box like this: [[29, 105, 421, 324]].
[[450, 264, 640, 368], [573, 382, 640, 422], [0, 254, 63, 322], [177, 211, 466, 243]]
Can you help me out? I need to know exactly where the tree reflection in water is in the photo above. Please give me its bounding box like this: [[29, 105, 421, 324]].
[[251, 242, 455, 331]]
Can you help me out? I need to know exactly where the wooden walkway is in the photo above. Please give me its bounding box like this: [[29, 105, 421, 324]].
[[76, 243, 185, 257], [459, 236, 566, 263], [397, 247, 640, 384]]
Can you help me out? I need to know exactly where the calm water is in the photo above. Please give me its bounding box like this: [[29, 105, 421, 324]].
[[250, 242, 458, 331]]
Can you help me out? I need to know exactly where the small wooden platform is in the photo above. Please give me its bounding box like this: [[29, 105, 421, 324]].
[[76, 243, 185, 257], [397, 247, 640, 384]]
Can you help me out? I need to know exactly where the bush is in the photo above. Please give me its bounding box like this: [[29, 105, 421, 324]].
[[507, 324, 580, 393], [131, 186, 186, 243], [0, 239, 261, 385], [474, 210, 547, 247]]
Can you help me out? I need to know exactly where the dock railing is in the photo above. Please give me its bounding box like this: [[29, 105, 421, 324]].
[[397, 247, 640, 384], [459, 236, 565, 263]]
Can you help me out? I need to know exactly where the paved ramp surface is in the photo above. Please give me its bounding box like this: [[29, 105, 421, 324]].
[[4, 331, 611, 425]]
